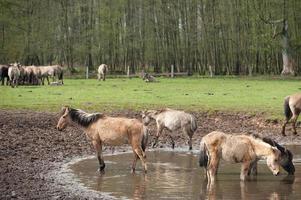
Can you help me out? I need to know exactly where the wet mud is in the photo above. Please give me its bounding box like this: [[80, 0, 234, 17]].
[[0, 109, 300, 199]]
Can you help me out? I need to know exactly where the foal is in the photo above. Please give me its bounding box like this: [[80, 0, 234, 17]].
[[56, 106, 148, 173]]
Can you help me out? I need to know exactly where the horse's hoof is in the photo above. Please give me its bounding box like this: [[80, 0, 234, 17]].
[[131, 169, 136, 174], [97, 168, 105, 174]]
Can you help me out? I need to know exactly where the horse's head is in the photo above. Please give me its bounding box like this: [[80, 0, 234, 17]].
[[262, 137, 295, 175], [141, 110, 157, 125], [56, 106, 71, 131], [141, 110, 151, 125], [279, 148, 295, 175], [266, 147, 281, 176]]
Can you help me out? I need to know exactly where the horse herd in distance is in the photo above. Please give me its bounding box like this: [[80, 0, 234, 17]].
[[0, 63, 64, 87], [0, 62, 161, 88]]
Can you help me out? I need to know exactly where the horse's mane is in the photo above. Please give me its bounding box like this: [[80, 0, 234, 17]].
[[69, 108, 104, 127], [251, 134, 288, 155], [157, 108, 172, 113]]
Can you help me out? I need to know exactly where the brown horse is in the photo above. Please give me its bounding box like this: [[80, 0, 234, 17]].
[[0, 64, 9, 85], [199, 131, 281, 182], [56, 106, 148, 173], [282, 93, 301, 136]]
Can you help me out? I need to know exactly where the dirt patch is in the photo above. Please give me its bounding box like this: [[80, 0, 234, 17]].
[[0, 110, 300, 199]]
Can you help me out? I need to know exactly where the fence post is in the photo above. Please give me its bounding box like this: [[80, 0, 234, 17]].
[[86, 66, 89, 79], [171, 64, 174, 78], [127, 65, 130, 78]]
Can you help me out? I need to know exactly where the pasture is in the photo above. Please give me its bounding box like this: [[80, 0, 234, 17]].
[[1, 76, 301, 119]]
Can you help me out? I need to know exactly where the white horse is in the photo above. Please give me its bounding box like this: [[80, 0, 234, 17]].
[[8, 63, 20, 88], [142, 108, 197, 150], [97, 64, 108, 81]]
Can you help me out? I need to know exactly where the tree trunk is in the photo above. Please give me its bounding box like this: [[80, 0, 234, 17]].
[[281, 20, 295, 75]]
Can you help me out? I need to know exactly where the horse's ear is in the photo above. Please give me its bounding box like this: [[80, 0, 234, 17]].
[[60, 106, 70, 114]]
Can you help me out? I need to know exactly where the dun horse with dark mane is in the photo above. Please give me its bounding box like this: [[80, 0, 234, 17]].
[[199, 131, 281, 182], [282, 93, 301, 136], [248, 136, 295, 175], [56, 106, 148, 173]]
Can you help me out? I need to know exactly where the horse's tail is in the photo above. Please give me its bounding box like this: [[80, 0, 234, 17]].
[[141, 125, 149, 152], [190, 114, 198, 133], [199, 139, 209, 168], [284, 96, 292, 120]]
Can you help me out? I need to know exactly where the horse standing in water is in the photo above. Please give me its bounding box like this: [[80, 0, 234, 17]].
[[282, 93, 301, 136], [97, 64, 108, 81], [199, 131, 281, 182], [142, 108, 197, 150], [248, 136, 295, 175], [56, 106, 148, 173]]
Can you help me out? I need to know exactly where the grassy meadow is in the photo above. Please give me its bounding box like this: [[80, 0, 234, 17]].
[[1, 77, 301, 119]]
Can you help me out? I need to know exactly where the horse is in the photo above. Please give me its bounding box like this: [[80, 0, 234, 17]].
[[97, 64, 108, 81], [142, 108, 197, 150], [38, 66, 55, 85], [52, 65, 64, 84], [248, 136, 295, 175], [142, 73, 156, 82], [56, 106, 148, 173], [0, 64, 9, 85], [22, 65, 41, 85], [282, 93, 301, 136], [8, 64, 20, 88], [199, 131, 281, 182]]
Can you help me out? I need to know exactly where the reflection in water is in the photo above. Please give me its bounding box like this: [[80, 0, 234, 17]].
[[202, 175, 296, 200], [69, 147, 301, 200]]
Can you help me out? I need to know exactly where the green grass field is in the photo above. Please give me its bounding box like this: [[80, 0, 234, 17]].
[[1, 77, 301, 119]]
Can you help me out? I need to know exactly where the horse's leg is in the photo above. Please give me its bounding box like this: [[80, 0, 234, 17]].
[[282, 119, 289, 136], [97, 73, 100, 81], [240, 161, 251, 181], [184, 128, 193, 150], [131, 152, 139, 173], [208, 152, 219, 182], [291, 112, 300, 135], [92, 140, 105, 173], [168, 134, 175, 149], [152, 124, 163, 148], [47, 76, 50, 85], [133, 146, 147, 173], [248, 160, 258, 176], [103, 73, 106, 81]]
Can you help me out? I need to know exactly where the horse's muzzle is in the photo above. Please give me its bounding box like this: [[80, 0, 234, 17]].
[[274, 171, 280, 176], [56, 126, 62, 131]]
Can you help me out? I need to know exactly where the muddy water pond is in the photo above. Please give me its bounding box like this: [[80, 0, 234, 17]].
[[69, 147, 301, 200]]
